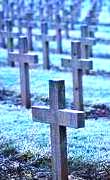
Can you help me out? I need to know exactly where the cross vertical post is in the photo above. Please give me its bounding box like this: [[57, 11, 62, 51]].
[[26, 11, 33, 50], [6, 18, 14, 52], [71, 41, 83, 111], [3, 0, 9, 18], [43, 39, 50, 69], [27, 24, 33, 50], [6, 18, 14, 66], [19, 36, 31, 108], [17, 4, 22, 34], [41, 20, 48, 35], [81, 24, 94, 58], [0, 11, 5, 47], [9, 35, 38, 108], [61, 40, 93, 111], [56, 14, 62, 53], [70, 5, 75, 30], [49, 80, 68, 180], [41, 21, 50, 69], [10, 2, 15, 21], [81, 41, 91, 59]]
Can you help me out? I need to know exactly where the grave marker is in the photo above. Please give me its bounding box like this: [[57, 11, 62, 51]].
[[61, 40, 93, 111], [5, 19, 14, 52], [6, 18, 14, 66], [25, 11, 34, 50], [71, 41, 93, 111], [32, 80, 84, 180], [9, 36, 38, 108], [43, 39, 50, 69], [0, 17, 23, 66], [56, 14, 62, 53], [41, 20, 50, 69], [9, 2, 15, 22], [81, 24, 94, 58], [2, 0, 9, 18], [0, 10, 5, 47]]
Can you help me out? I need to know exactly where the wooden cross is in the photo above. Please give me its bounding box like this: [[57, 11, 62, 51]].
[[81, 24, 95, 39], [70, 5, 75, 30], [32, 80, 84, 180], [80, 24, 95, 58], [2, 0, 9, 18], [61, 39, 92, 67], [16, 2, 23, 34], [61, 40, 93, 111], [0, 18, 22, 66], [71, 40, 93, 111], [5, 19, 14, 52], [8, 36, 38, 108], [10, 2, 15, 21], [39, 5, 44, 21], [42, 39, 50, 69], [41, 20, 48, 35], [25, 11, 34, 50], [5, 18, 15, 66], [56, 14, 62, 53], [41, 20, 50, 69], [63, 10, 70, 38], [0, 10, 6, 48], [46, 3, 53, 21]]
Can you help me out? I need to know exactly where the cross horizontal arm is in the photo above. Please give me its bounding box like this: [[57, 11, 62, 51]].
[[78, 59, 93, 70], [0, 30, 22, 38], [23, 52, 38, 63], [61, 57, 93, 70], [35, 34, 56, 41], [42, 34, 56, 41], [8, 51, 19, 62], [58, 109, 84, 128], [81, 37, 95, 45], [32, 106, 52, 123], [9, 51, 38, 63], [32, 106, 84, 128]]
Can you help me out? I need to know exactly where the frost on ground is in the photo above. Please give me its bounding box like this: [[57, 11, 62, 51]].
[[0, 103, 110, 163], [0, 65, 110, 162]]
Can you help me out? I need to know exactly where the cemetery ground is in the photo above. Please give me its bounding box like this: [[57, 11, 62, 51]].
[[0, 59, 110, 179], [0, 0, 110, 179]]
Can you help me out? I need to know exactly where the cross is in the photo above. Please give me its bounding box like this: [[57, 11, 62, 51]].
[[61, 40, 93, 111], [70, 5, 75, 30], [16, 2, 24, 34], [81, 24, 95, 40], [8, 36, 38, 108], [42, 39, 50, 69], [40, 20, 50, 69], [32, 80, 84, 180], [61, 39, 92, 67], [46, 3, 53, 21], [5, 18, 14, 52], [41, 20, 48, 35], [80, 24, 95, 58], [5, 18, 14, 66], [63, 10, 69, 38], [0, 18, 21, 66], [0, 10, 6, 48], [25, 11, 34, 51], [9, 2, 15, 21], [55, 14, 62, 54], [2, 0, 9, 18], [71, 40, 93, 111]]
